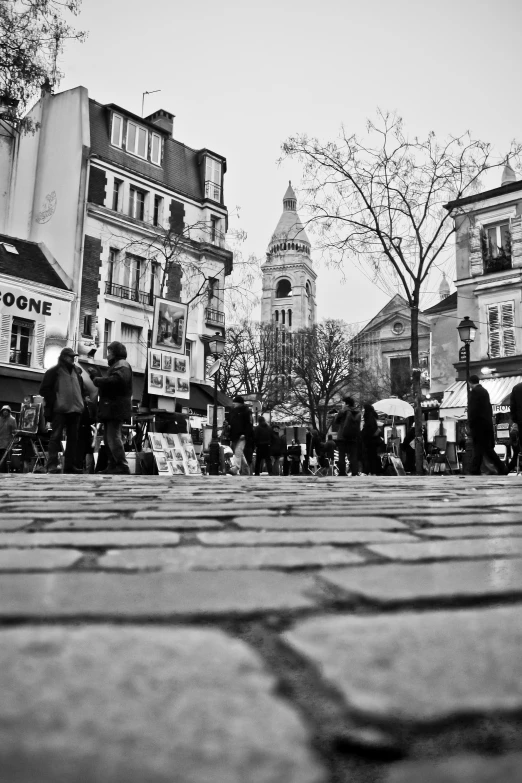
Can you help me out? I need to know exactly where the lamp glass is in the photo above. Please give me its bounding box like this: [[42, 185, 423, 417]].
[[457, 316, 477, 344], [209, 336, 225, 356]]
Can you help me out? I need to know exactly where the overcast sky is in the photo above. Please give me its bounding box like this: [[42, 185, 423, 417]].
[[60, 0, 522, 326]]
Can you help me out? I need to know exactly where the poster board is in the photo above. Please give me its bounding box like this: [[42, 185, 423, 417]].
[[148, 432, 171, 474], [18, 402, 42, 435], [148, 348, 190, 399], [151, 297, 188, 355]]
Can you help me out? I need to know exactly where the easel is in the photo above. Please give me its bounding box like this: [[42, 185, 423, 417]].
[[0, 431, 47, 473]]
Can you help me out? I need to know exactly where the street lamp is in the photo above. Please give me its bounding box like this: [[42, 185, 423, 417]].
[[208, 332, 226, 476], [457, 316, 477, 474]]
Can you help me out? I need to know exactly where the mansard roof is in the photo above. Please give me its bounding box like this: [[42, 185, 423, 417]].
[[0, 234, 69, 290]]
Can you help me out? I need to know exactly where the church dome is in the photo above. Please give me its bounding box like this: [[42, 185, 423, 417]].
[[268, 182, 311, 256]]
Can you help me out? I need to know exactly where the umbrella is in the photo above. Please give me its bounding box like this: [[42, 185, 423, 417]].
[[373, 398, 414, 419]]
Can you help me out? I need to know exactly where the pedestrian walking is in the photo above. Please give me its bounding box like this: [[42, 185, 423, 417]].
[[228, 396, 254, 475], [253, 416, 273, 475], [0, 405, 17, 472], [39, 347, 87, 474], [468, 375, 507, 476], [361, 402, 382, 475], [90, 341, 133, 475], [333, 396, 361, 476], [270, 423, 283, 475], [288, 439, 302, 475]]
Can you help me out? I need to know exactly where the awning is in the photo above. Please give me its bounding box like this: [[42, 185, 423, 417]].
[[440, 375, 522, 417], [0, 372, 43, 407], [189, 382, 233, 414]]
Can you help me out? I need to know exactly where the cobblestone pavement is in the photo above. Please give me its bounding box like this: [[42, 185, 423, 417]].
[[0, 474, 521, 783]]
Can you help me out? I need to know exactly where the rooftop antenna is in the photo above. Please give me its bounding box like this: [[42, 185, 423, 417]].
[[142, 90, 161, 117]]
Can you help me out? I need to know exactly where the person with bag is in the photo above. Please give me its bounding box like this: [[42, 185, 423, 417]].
[[89, 341, 133, 475], [333, 396, 361, 476], [39, 347, 88, 474], [362, 402, 382, 475], [469, 375, 507, 476]]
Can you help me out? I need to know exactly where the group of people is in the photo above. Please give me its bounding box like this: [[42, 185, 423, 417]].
[[3, 342, 134, 475]]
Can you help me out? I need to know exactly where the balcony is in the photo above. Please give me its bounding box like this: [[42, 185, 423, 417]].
[[483, 253, 512, 275], [10, 349, 31, 367], [204, 181, 221, 202], [205, 307, 225, 327], [105, 282, 153, 306]]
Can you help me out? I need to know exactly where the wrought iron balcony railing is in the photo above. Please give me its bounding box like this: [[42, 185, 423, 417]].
[[204, 180, 221, 201], [205, 307, 225, 326], [105, 282, 153, 306], [10, 349, 31, 366]]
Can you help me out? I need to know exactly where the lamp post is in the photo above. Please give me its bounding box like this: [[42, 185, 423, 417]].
[[457, 316, 477, 474], [208, 332, 225, 476]]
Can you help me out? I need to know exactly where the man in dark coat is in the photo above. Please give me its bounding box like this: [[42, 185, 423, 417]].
[[333, 396, 361, 476], [228, 396, 254, 473], [90, 341, 133, 475], [510, 379, 522, 436], [40, 347, 87, 474], [468, 375, 507, 475], [253, 416, 273, 475]]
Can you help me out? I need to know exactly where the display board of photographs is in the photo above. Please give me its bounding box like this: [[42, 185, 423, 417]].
[[148, 432, 201, 475], [148, 348, 190, 399]]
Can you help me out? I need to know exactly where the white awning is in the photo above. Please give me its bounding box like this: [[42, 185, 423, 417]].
[[440, 375, 522, 416]]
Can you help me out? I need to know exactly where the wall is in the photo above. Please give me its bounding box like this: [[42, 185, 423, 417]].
[[427, 309, 458, 393]]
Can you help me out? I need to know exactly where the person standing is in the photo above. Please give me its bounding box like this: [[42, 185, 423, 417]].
[[228, 396, 254, 475], [509, 379, 522, 469], [333, 396, 361, 476], [40, 347, 86, 474], [362, 402, 382, 475], [468, 375, 507, 476], [90, 341, 133, 475], [0, 405, 17, 472], [270, 423, 283, 475], [253, 416, 273, 475]]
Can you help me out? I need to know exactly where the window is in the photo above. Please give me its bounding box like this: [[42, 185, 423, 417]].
[[120, 322, 143, 369], [108, 248, 119, 288], [153, 195, 163, 227], [149, 261, 161, 304], [205, 157, 222, 200], [392, 321, 404, 335], [211, 215, 220, 243], [486, 222, 510, 259], [305, 281, 311, 298], [10, 318, 34, 366], [126, 121, 148, 159], [282, 309, 286, 325], [288, 309, 292, 328], [103, 320, 113, 359], [208, 277, 217, 303], [276, 279, 292, 298], [112, 179, 122, 211], [111, 114, 123, 147], [275, 310, 279, 323], [389, 356, 411, 397], [129, 186, 146, 221], [83, 314, 93, 337], [151, 133, 161, 165], [488, 301, 516, 358]]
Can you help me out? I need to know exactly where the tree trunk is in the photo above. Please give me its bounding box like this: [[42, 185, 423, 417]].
[[410, 304, 424, 475]]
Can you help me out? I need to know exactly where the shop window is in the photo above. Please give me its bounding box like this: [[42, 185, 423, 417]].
[[10, 317, 34, 367], [488, 301, 516, 358]]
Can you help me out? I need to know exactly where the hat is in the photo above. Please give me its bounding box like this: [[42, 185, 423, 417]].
[[60, 347, 78, 359], [1, 405, 11, 412]]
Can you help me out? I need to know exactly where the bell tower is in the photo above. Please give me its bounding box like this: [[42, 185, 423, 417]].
[[261, 182, 317, 330]]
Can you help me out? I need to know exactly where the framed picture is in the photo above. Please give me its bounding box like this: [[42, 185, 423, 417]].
[[177, 377, 189, 393], [150, 372, 164, 390], [174, 357, 187, 374], [150, 351, 162, 370], [18, 402, 41, 435], [161, 353, 173, 372], [169, 461, 185, 475], [155, 453, 170, 473], [165, 375, 177, 394], [149, 433, 164, 451], [163, 434, 176, 448], [152, 297, 188, 355]]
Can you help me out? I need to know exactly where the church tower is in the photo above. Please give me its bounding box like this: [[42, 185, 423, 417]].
[[261, 182, 317, 330]]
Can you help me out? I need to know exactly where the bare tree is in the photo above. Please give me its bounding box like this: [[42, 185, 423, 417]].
[[283, 111, 521, 471], [0, 0, 86, 132]]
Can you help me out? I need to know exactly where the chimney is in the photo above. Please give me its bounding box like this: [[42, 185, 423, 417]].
[[145, 109, 175, 138]]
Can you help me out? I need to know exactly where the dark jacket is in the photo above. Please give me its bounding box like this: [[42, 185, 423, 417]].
[[93, 357, 133, 422], [40, 361, 86, 420], [334, 407, 361, 442], [510, 382, 522, 428], [253, 420, 272, 446], [270, 429, 283, 457], [228, 403, 254, 442], [468, 384, 494, 446]]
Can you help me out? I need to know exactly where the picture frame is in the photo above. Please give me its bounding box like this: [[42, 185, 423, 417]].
[[150, 351, 162, 370], [174, 357, 187, 374], [163, 434, 176, 448], [149, 372, 164, 390], [149, 433, 164, 451], [18, 402, 42, 435], [165, 375, 177, 394], [177, 377, 189, 393], [161, 353, 173, 372], [151, 297, 188, 355], [155, 453, 170, 473]]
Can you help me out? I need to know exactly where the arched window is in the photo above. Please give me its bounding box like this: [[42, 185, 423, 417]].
[[305, 281, 311, 298], [275, 310, 279, 323], [276, 278, 292, 298], [282, 309, 286, 325], [288, 309, 292, 327]]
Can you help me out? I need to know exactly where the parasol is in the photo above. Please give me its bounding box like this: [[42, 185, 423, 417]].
[[373, 398, 414, 419]]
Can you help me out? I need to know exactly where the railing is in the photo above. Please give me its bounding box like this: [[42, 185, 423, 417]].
[[10, 349, 31, 366], [105, 282, 153, 306], [205, 307, 225, 326], [204, 180, 221, 201], [483, 253, 512, 275]]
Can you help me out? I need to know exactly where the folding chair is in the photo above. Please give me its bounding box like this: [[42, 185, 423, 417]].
[[429, 435, 451, 474], [445, 442, 460, 475]]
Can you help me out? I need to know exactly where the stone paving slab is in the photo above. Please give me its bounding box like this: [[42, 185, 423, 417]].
[[404, 513, 522, 525], [44, 517, 224, 530], [197, 530, 418, 546], [416, 525, 522, 539], [234, 515, 406, 530], [385, 753, 522, 783], [0, 548, 82, 570], [0, 531, 181, 547], [285, 605, 522, 722], [0, 625, 325, 783], [98, 545, 364, 572], [368, 538, 522, 561]]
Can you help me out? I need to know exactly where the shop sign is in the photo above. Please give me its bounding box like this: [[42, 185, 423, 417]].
[[493, 405, 510, 414]]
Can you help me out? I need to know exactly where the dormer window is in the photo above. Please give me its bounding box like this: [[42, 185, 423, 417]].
[[151, 133, 161, 165], [205, 157, 222, 201], [127, 121, 148, 159], [111, 114, 123, 147]]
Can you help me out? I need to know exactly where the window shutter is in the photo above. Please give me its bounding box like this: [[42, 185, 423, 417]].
[[34, 322, 46, 368], [469, 225, 483, 276], [0, 314, 12, 363], [487, 305, 501, 358], [501, 302, 516, 356]]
